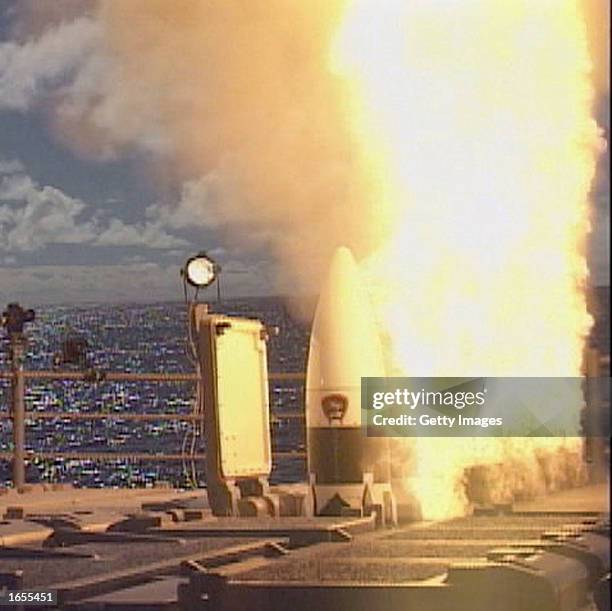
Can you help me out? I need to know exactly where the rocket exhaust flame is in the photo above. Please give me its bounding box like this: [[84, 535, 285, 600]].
[[330, 0, 603, 519]]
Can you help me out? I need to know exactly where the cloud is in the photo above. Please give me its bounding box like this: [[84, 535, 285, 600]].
[[0, 159, 24, 174], [0, 171, 96, 251], [95, 218, 188, 249], [0, 17, 100, 111], [0, 159, 188, 253]]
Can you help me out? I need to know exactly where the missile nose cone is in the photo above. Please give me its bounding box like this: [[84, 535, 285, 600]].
[[328, 245, 356, 275], [306, 246, 385, 428]]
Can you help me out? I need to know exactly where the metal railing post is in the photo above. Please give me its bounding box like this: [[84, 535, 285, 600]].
[[9, 336, 26, 489], [584, 348, 608, 484]]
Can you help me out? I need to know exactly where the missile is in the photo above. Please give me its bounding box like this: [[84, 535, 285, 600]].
[[306, 246, 395, 520]]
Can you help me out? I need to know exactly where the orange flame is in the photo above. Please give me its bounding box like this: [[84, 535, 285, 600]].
[[331, 0, 602, 518]]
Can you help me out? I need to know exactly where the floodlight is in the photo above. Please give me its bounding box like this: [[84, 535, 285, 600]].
[[183, 252, 218, 288]]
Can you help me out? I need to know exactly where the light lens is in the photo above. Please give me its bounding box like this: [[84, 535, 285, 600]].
[[185, 255, 216, 287]]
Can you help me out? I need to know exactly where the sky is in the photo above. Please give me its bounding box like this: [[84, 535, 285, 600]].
[[0, 1, 609, 305]]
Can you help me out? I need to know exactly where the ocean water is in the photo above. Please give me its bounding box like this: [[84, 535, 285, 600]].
[[0, 297, 310, 487]]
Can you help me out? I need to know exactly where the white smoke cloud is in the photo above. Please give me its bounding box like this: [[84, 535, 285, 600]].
[[0, 8, 167, 159], [145, 175, 224, 230]]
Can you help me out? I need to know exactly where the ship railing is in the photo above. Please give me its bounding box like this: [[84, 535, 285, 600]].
[[0, 369, 306, 487]]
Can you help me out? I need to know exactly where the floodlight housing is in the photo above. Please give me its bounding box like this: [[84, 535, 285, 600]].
[[183, 252, 218, 288]]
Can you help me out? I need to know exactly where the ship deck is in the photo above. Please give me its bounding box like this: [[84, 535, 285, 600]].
[[0, 483, 608, 610]]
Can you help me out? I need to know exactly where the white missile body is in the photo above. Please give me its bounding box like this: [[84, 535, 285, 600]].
[[306, 247, 395, 519], [306, 246, 385, 427]]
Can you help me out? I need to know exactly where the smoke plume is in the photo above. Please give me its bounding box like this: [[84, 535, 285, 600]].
[[49, 0, 392, 294]]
